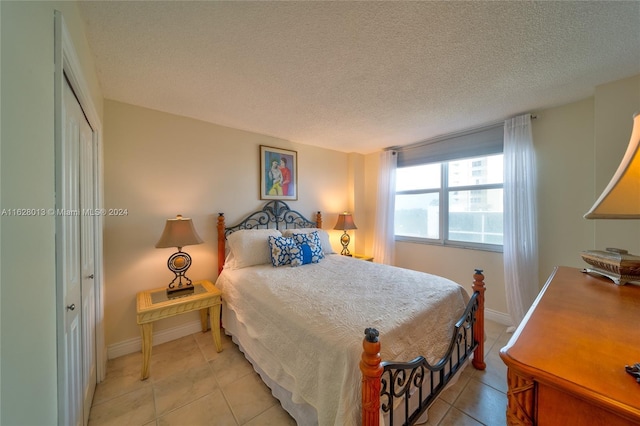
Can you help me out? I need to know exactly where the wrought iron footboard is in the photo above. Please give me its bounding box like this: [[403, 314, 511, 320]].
[[378, 291, 480, 426]]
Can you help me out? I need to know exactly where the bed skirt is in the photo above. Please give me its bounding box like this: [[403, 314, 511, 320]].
[[222, 303, 319, 424]]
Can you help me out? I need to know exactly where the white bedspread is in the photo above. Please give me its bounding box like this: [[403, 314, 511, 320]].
[[216, 254, 469, 426]]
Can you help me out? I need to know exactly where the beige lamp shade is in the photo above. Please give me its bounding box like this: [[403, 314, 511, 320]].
[[333, 212, 358, 230], [584, 113, 640, 219], [155, 215, 204, 249]]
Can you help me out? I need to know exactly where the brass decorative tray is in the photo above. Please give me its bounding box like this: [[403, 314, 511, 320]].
[[581, 248, 640, 285]]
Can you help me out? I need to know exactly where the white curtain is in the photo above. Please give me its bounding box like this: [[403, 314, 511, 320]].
[[372, 150, 397, 265], [504, 114, 539, 331]]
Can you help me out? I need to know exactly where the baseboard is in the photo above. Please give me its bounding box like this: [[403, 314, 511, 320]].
[[107, 319, 203, 359], [485, 308, 512, 327]]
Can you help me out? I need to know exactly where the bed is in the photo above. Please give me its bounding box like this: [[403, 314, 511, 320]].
[[215, 201, 486, 426]]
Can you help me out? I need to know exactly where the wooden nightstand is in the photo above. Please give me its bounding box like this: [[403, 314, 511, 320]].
[[136, 279, 222, 380], [352, 254, 374, 262]]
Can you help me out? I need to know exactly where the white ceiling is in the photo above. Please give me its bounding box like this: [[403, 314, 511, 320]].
[[78, 1, 640, 154]]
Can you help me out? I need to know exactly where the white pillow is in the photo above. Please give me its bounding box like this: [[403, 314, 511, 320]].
[[282, 228, 335, 254], [226, 229, 282, 269]]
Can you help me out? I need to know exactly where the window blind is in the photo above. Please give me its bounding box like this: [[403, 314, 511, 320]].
[[396, 123, 504, 167]]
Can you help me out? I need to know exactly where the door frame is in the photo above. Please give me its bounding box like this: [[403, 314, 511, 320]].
[[54, 10, 105, 423]]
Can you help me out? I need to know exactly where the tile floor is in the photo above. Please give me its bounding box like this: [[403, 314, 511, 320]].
[[89, 319, 510, 426]]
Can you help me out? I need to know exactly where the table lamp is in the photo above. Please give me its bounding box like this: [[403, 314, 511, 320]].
[[156, 214, 203, 295], [334, 212, 357, 256], [583, 112, 640, 384], [582, 113, 640, 286]]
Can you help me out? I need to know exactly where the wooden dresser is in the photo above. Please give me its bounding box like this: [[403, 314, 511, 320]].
[[500, 266, 640, 425]]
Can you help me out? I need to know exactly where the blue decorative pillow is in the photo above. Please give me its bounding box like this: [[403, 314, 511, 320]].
[[289, 231, 324, 260], [283, 228, 335, 255], [289, 242, 321, 267], [268, 236, 296, 267]]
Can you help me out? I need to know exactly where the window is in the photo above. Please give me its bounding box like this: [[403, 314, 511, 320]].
[[395, 163, 441, 239], [393, 124, 504, 251]]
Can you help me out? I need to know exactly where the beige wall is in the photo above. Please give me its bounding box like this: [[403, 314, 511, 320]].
[[363, 152, 381, 257], [537, 74, 640, 272], [534, 97, 597, 279], [593, 75, 640, 252], [347, 152, 368, 254], [0, 1, 103, 424], [103, 100, 351, 347], [398, 243, 506, 315], [531, 75, 640, 297]]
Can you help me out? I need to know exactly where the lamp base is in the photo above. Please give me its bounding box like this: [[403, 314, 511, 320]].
[[165, 249, 195, 295], [340, 231, 352, 256], [581, 248, 640, 285], [626, 363, 640, 384], [166, 283, 194, 297]]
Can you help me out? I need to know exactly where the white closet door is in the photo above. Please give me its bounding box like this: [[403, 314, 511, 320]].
[[62, 77, 97, 426]]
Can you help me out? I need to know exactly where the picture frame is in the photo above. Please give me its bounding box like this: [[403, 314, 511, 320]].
[[260, 145, 298, 200]]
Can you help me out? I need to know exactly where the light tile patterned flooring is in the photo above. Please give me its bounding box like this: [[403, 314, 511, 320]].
[[89, 320, 510, 425]]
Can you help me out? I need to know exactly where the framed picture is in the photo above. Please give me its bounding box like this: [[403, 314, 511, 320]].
[[260, 145, 298, 200]]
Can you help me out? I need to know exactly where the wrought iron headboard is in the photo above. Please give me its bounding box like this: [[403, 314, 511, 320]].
[[223, 200, 319, 237], [216, 201, 323, 274]]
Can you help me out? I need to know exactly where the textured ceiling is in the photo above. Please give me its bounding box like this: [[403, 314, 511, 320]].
[[78, 1, 640, 154]]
